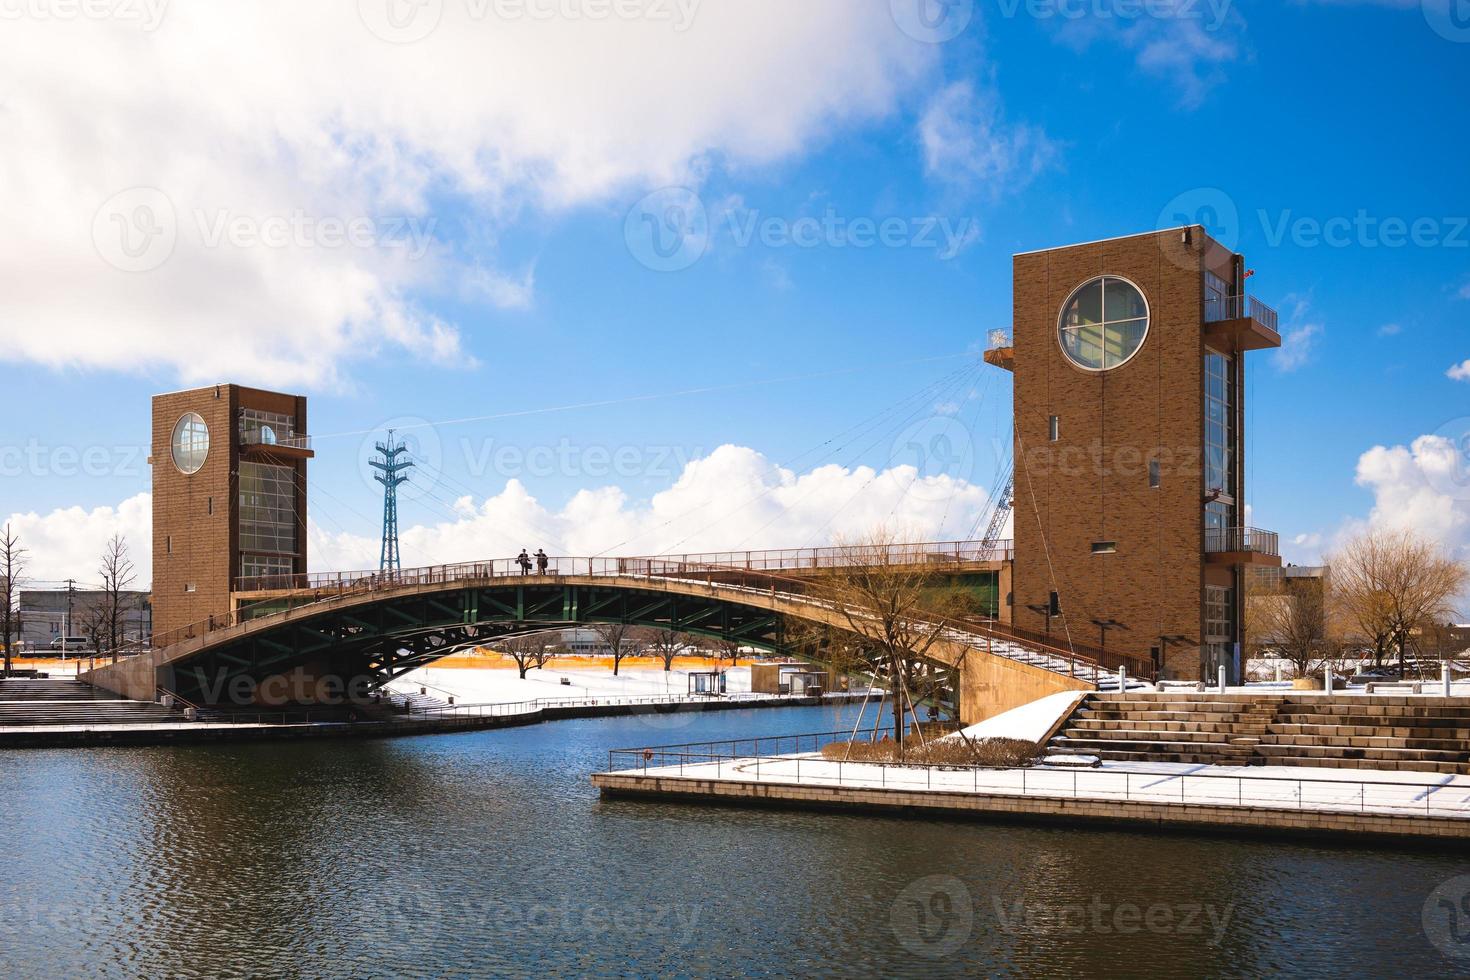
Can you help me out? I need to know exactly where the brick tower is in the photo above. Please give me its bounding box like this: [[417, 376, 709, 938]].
[[994, 227, 1282, 682], [150, 385, 312, 638]]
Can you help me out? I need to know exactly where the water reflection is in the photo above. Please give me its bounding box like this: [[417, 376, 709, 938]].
[[0, 705, 1463, 978]]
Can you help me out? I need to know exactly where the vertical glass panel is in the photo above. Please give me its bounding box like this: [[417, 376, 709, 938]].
[[1061, 324, 1105, 370], [1062, 279, 1103, 328], [1103, 277, 1148, 321]]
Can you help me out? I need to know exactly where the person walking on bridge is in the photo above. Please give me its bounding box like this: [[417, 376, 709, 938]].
[[517, 549, 532, 575], [535, 549, 549, 575]]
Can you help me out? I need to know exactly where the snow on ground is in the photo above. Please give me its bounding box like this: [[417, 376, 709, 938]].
[[941, 691, 1087, 744], [629, 754, 1470, 818], [387, 664, 755, 705]]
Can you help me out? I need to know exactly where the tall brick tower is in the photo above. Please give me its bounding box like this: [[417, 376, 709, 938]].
[[993, 227, 1282, 682], [150, 385, 312, 638]]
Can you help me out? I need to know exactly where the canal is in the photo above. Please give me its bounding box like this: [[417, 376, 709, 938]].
[[0, 703, 1464, 977]]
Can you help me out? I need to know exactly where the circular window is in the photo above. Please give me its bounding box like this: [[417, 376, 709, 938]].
[[1058, 276, 1150, 371], [171, 413, 210, 475]]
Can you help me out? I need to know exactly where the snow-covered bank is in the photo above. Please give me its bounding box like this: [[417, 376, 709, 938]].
[[387, 664, 755, 705], [941, 691, 1087, 744]]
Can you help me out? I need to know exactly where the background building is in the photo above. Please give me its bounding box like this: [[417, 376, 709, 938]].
[[19, 589, 151, 651], [151, 384, 312, 638], [995, 227, 1283, 682]]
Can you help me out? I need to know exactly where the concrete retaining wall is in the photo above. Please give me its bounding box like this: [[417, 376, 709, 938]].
[[591, 772, 1470, 845]]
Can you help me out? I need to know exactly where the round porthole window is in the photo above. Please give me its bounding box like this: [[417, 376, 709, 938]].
[[1058, 276, 1150, 371], [171, 413, 210, 475]]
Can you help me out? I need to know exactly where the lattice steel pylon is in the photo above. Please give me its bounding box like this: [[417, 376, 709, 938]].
[[371, 430, 413, 573]]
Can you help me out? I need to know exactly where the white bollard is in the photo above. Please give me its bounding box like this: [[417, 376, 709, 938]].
[[1445, 661, 1454, 698], [1218, 665, 1227, 694], [1324, 668, 1333, 695], [1118, 666, 1127, 691]]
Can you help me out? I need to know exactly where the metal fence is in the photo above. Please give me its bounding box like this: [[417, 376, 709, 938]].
[[607, 732, 1470, 819]]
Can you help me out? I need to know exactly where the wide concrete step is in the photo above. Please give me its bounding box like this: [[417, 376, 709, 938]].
[[1043, 745, 1463, 776]]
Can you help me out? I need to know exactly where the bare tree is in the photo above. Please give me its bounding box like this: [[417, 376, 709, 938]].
[[805, 527, 966, 752], [499, 633, 555, 679], [593, 621, 635, 676], [76, 595, 109, 661], [1254, 576, 1332, 679], [712, 636, 743, 669], [647, 627, 684, 672], [97, 534, 137, 663], [1, 523, 27, 676], [1330, 529, 1468, 672]]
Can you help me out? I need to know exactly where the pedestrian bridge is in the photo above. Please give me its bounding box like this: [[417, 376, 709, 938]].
[[82, 544, 1141, 724]]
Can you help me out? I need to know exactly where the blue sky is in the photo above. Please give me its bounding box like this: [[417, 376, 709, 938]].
[[2, 0, 1468, 585]]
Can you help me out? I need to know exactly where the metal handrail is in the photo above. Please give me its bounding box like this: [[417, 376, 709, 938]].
[[1205, 526, 1280, 557], [1204, 294, 1280, 333], [605, 732, 1470, 819], [116, 556, 1122, 688]]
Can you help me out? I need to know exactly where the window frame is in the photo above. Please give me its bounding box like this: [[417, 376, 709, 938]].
[[1056, 275, 1151, 373]]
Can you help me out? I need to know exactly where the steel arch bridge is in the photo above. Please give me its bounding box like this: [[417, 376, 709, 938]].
[[84, 563, 1093, 722]]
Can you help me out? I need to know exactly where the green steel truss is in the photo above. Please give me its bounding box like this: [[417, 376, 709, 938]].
[[172, 582, 787, 705]]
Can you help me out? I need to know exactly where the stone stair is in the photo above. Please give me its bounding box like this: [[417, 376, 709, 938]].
[[0, 678, 184, 726], [1045, 692, 1470, 774]]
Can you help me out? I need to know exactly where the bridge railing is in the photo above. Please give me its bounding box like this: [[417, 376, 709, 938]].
[[230, 540, 1014, 594], [130, 553, 1149, 687]]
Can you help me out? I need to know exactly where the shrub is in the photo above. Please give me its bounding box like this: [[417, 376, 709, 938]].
[[819, 736, 1039, 768]]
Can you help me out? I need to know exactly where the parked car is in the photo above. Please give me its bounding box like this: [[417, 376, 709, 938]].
[[49, 636, 93, 653]]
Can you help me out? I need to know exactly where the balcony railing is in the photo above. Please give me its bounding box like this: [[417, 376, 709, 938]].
[[1205, 526, 1280, 557], [239, 429, 312, 451], [1204, 294, 1279, 334]]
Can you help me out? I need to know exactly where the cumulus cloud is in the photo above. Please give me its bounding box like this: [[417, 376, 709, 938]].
[[1449, 360, 1470, 382], [3, 494, 152, 587], [1352, 434, 1470, 565], [314, 444, 993, 571], [0, 5, 930, 388], [10, 446, 993, 586]]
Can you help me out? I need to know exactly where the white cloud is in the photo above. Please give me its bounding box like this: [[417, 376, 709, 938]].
[[1049, 1, 1242, 108], [1377, 322, 1402, 337], [918, 81, 1055, 195], [12, 446, 994, 587], [1352, 435, 1470, 561], [3, 494, 152, 587], [0, 5, 930, 388], [319, 443, 992, 573], [1449, 360, 1470, 382], [1273, 297, 1323, 372]]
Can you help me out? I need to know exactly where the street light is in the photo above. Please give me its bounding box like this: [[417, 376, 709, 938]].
[[1025, 602, 1053, 644], [1090, 618, 1127, 660], [1156, 634, 1193, 684]]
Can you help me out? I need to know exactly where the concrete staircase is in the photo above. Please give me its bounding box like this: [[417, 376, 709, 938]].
[[1046, 692, 1470, 774], [0, 678, 184, 727]]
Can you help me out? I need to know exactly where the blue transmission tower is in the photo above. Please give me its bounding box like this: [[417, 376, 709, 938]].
[[371, 430, 413, 573]]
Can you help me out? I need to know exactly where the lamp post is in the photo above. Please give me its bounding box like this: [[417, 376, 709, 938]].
[[1157, 634, 1193, 685], [1025, 603, 1053, 644], [1091, 618, 1126, 661]]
